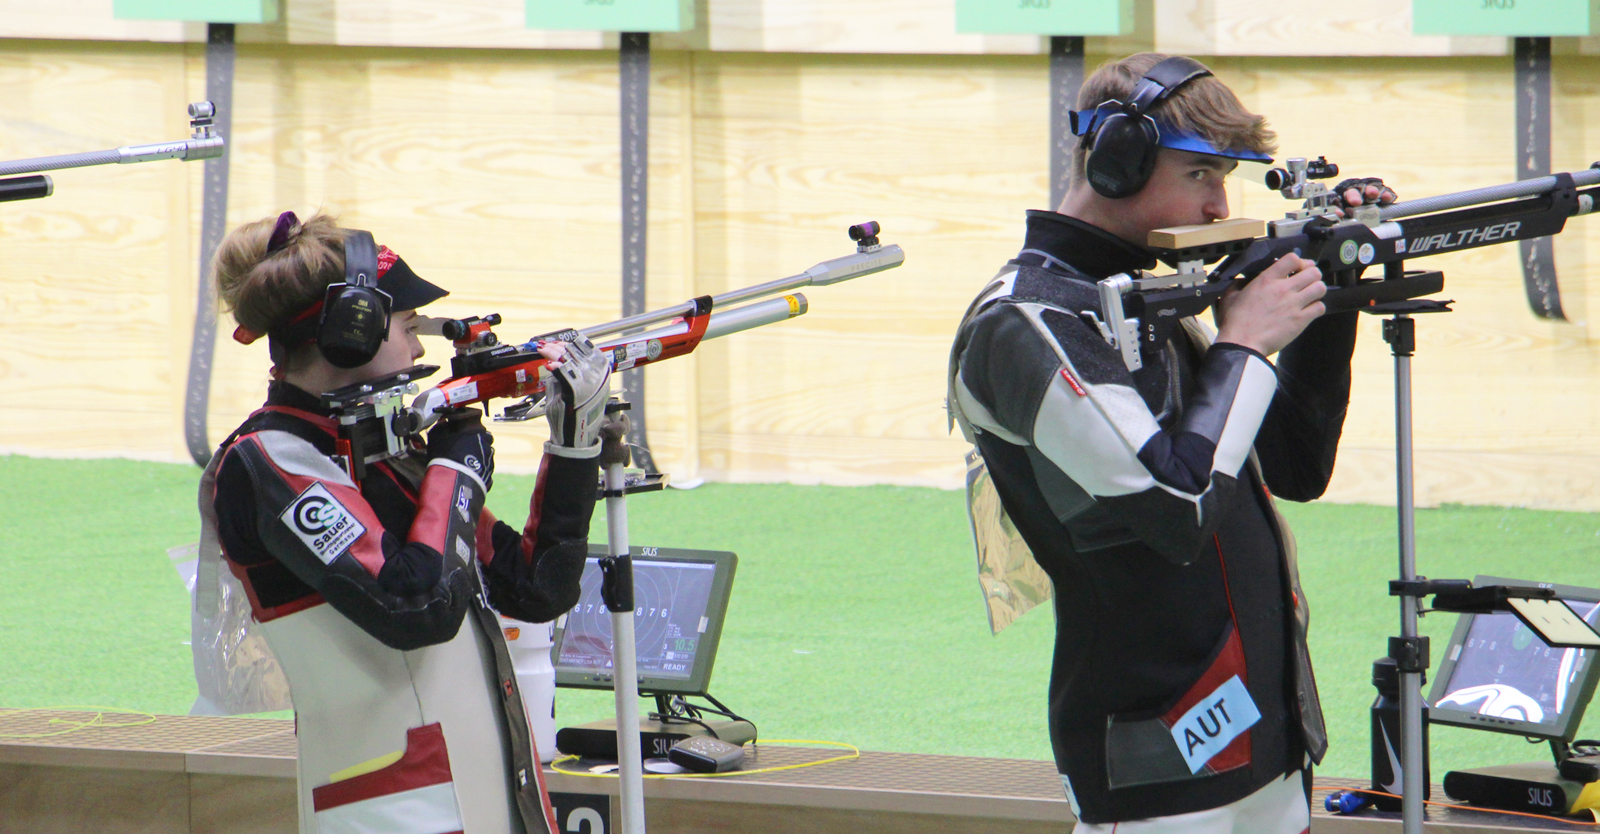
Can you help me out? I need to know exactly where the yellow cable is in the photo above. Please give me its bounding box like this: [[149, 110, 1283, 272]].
[[550, 739, 860, 780], [0, 706, 158, 739]]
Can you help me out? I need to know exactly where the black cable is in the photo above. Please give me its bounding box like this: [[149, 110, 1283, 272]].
[[641, 691, 759, 743], [653, 713, 720, 738]]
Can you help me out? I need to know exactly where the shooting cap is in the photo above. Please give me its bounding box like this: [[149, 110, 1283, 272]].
[[231, 244, 448, 346], [374, 248, 448, 313], [1070, 105, 1274, 163]]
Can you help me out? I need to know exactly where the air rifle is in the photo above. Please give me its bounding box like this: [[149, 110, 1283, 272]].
[[1090, 157, 1600, 371], [320, 222, 905, 480], [0, 102, 225, 204]]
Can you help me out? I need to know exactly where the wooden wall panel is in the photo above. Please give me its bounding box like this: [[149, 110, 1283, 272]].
[[0, 0, 194, 43], [0, 0, 1575, 57], [1145, 0, 1506, 57], [264, 0, 606, 50], [2, 40, 1598, 510], [0, 40, 199, 462], [685, 52, 1041, 486], [198, 44, 702, 475], [1228, 56, 1600, 508], [705, 0, 1043, 55]]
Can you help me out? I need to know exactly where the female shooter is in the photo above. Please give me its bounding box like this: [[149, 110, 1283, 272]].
[[201, 211, 609, 834]]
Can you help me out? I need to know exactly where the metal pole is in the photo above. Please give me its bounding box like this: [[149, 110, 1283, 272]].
[[1514, 36, 1566, 320], [183, 22, 235, 466], [1048, 36, 1084, 211], [619, 32, 658, 473], [601, 411, 646, 834], [1391, 314, 1424, 834]]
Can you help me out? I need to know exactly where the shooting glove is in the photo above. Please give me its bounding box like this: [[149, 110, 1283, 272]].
[[426, 408, 496, 490], [1329, 177, 1396, 210], [543, 337, 611, 459]]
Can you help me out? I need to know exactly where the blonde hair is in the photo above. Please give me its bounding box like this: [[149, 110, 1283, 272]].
[[213, 212, 346, 370], [1072, 53, 1277, 184]]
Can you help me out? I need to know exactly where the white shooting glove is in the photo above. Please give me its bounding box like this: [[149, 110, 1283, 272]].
[[542, 337, 612, 459]]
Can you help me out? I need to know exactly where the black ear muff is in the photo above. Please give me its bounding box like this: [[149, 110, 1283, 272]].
[[317, 230, 393, 369], [1085, 112, 1161, 199], [1081, 56, 1214, 200]]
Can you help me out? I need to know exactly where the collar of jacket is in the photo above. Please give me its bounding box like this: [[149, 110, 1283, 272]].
[[1020, 210, 1157, 280], [265, 380, 337, 416]]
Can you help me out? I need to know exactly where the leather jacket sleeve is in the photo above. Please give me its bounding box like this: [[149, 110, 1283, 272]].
[[480, 453, 600, 623], [1254, 311, 1358, 501]]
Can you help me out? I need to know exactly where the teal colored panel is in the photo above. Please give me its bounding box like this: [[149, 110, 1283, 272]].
[[955, 0, 1130, 36], [1412, 0, 1589, 36], [526, 0, 694, 32], [113, 0, 277, 23]]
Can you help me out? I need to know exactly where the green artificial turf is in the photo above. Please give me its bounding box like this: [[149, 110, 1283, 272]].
[[3, 454, 1599, 780]]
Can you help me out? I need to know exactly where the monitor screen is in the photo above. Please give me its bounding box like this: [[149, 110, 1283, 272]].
[[552, 546, 736, 696], [1428, 576, 1600, 741]]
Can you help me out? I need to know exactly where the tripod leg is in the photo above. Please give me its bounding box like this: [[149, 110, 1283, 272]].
[[599, 408, 647, 833], [1386, 314, 1426, 834]]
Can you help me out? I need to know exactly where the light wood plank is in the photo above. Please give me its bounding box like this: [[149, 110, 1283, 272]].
[[1148, 217, 1263, 249], [0, 0, 1534, 56], [3, 43, 1600, 511], [706, 0, 1043, 55], [0, 0, 194, 43], [1188, 0, 1507, 57]]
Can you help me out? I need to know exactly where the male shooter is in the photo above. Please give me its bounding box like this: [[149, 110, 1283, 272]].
[[949, 53, 1392, 833]]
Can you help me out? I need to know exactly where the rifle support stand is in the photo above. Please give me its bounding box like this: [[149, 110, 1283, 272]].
[[598, 400, 647, 834], [1368, 299, 1453, 834], [595, 398, 669, 833]]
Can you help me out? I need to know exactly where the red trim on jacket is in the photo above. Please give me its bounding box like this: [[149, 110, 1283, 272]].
[[411, 465, 468, 556], [475, 508, 498, 567], [311, 723, 454, 811], [520, 456, 551, 563], [1160, 625, 1251, 775]]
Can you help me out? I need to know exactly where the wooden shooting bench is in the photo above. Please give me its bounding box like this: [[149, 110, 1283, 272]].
[[0, 710, 1591, 833]]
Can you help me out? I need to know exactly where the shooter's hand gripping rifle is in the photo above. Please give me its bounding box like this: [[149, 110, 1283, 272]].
[[321, 223, 905, 480], [1091, 159, 1600, 371]]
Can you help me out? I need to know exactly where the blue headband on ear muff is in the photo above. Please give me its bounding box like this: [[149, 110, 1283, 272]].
[[1070, 105, 1274, 163]]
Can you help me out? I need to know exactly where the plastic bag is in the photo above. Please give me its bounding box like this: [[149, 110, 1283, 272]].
[[965, 448, 1053, 635], [179, 452, 292, 715]]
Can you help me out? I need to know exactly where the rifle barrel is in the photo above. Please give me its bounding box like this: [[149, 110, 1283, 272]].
[[1379, 167, 1600, 221], [579, 243, 904, 340], [0, 137, 226, 178], [593, 294, 808, 351]]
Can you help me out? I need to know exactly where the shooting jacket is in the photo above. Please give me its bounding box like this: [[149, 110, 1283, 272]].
[[206, 382, 598, 834], [948, 211, 1355, 824]]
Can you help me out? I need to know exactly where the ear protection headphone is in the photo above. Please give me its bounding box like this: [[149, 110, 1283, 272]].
[[316, 230, 393, 369], [1080, 56, 1213, 200]]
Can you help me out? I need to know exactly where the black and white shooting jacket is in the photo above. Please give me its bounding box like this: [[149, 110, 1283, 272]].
[[949, 211, 1357, 824]]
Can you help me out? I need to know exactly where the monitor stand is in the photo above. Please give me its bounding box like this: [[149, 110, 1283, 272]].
[[555, 716, 757, 762]]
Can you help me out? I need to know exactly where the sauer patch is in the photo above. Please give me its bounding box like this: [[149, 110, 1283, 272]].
[[279, 483, 367, 564]]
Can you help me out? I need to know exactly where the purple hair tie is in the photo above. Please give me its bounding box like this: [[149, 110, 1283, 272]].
[[265, 210, 298, 254]]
